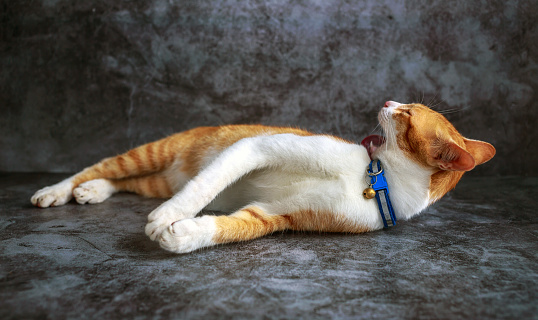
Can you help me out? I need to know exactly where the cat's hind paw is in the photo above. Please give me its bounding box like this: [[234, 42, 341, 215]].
[[31, 181, 73, 208], [73, 179, 117, 205], [157, 216, 216, 253]]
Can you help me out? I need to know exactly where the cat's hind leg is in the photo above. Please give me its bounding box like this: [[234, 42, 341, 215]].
[[112, 172, 178, 199], [71, 172, 179, 204], [32, 177, 119, 208], [158, 206, 291, 253], [72, 179, 118, 204], [31, 134, 183, 208], [31, 178, 74, 207]]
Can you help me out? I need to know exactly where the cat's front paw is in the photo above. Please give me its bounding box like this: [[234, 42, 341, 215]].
[[158, 216, 216, 253], [31, 180, 73, 208], [145, 203, 188, 241]]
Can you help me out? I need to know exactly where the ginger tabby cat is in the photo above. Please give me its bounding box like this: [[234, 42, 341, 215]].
[[31, 101, 496, 253]]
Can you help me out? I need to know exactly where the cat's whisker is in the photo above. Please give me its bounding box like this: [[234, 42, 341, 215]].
[[431, 98, 447, 108], [370, 123, 381, 134], [438, 108, 462, 115], [429, 102, 443, 110], [427, 93, 440, 108]]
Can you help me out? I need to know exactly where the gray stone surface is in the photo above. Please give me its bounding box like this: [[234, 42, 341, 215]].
[[1, 173, 536, 319], [1, 0, 537, 175]]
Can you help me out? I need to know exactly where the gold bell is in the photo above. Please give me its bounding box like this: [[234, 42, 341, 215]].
[[363, 188, 376, 199]]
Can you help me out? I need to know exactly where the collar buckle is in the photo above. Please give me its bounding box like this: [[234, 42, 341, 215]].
[[366, 160, 397, 228]]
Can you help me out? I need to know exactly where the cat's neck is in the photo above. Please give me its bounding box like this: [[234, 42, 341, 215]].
[[428, 170, 465, 204], [374, 149, 433, 220]]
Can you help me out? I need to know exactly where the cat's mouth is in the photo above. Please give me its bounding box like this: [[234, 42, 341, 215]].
[[361, 135, 386, 159]]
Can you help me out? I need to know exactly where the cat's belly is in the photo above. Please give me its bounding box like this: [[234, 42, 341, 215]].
[[204, 169, 349, 213]]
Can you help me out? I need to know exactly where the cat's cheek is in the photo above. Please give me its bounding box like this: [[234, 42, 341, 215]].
[[158, 216, 217, 253]]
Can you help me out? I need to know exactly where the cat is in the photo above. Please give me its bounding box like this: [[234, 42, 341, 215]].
[[31, 101, 495, 253]]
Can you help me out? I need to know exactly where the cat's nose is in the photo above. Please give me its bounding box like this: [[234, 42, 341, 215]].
[[384, 101, 401, 108]]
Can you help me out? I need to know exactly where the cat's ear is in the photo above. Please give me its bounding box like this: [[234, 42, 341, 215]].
[[430, 138, 496, 172], [431, 141, 476, 171], [464, 138, 496, 166]]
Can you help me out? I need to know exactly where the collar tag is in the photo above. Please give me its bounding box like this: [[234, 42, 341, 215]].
[[367, 160, 397, 228]]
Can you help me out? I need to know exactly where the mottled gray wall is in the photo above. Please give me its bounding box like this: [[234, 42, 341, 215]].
[[1, 0, 537, 175]]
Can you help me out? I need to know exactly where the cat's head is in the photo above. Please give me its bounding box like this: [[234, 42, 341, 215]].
[[362, 101, 495, 203]]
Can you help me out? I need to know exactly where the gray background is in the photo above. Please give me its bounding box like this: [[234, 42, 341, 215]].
[[1, 2, 537, 319], [1, 0, 537, 175]]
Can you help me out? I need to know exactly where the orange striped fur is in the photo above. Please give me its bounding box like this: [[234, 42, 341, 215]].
[[210, 206, 372, 246], [212, 207, 291, 244], [69, 125, 313, 198]]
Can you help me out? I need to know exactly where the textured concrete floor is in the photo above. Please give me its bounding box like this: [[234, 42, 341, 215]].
[[1, 173, 536, 319]]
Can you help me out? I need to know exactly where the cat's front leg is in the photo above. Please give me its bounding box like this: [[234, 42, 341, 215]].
[[145, 138, 264, 240], [145, 175, 230, 240], [146, 134, 355, 241], [158, 206, 290, 253]]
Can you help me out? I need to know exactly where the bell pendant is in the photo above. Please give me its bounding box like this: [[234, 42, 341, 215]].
[[363, 188, 376, 199]]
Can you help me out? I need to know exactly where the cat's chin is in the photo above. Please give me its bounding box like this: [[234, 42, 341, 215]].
[[360, 135, 385, 159]]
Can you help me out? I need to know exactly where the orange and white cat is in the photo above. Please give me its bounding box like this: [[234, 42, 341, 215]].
[[31, 101, 495, 253]]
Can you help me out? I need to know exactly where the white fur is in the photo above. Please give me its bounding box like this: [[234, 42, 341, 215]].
[[145, 134, 377, 242], [30, 177, 118, 207], [31, 102, 435, 254], [158, 216, 217, 253], [376, 103, 433, 220], [73, 179, 118, 204], [148, 107, 434, 252], [162, 158, 191, 193], [31, 177, 74, 207]]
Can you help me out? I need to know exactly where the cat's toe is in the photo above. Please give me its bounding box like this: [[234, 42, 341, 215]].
[[33, 193, 56, 208], [158, 220, 197, 253], [73, 179, 115, 205], [31, 184, 73, 208], [72, 187, 89, 204], [145, 220, 173, 241], [157, 217, 216, 253], [145, 204, 188, 241]]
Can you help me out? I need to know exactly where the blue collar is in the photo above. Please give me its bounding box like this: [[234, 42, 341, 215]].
[[366, 160, 397, 228]]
